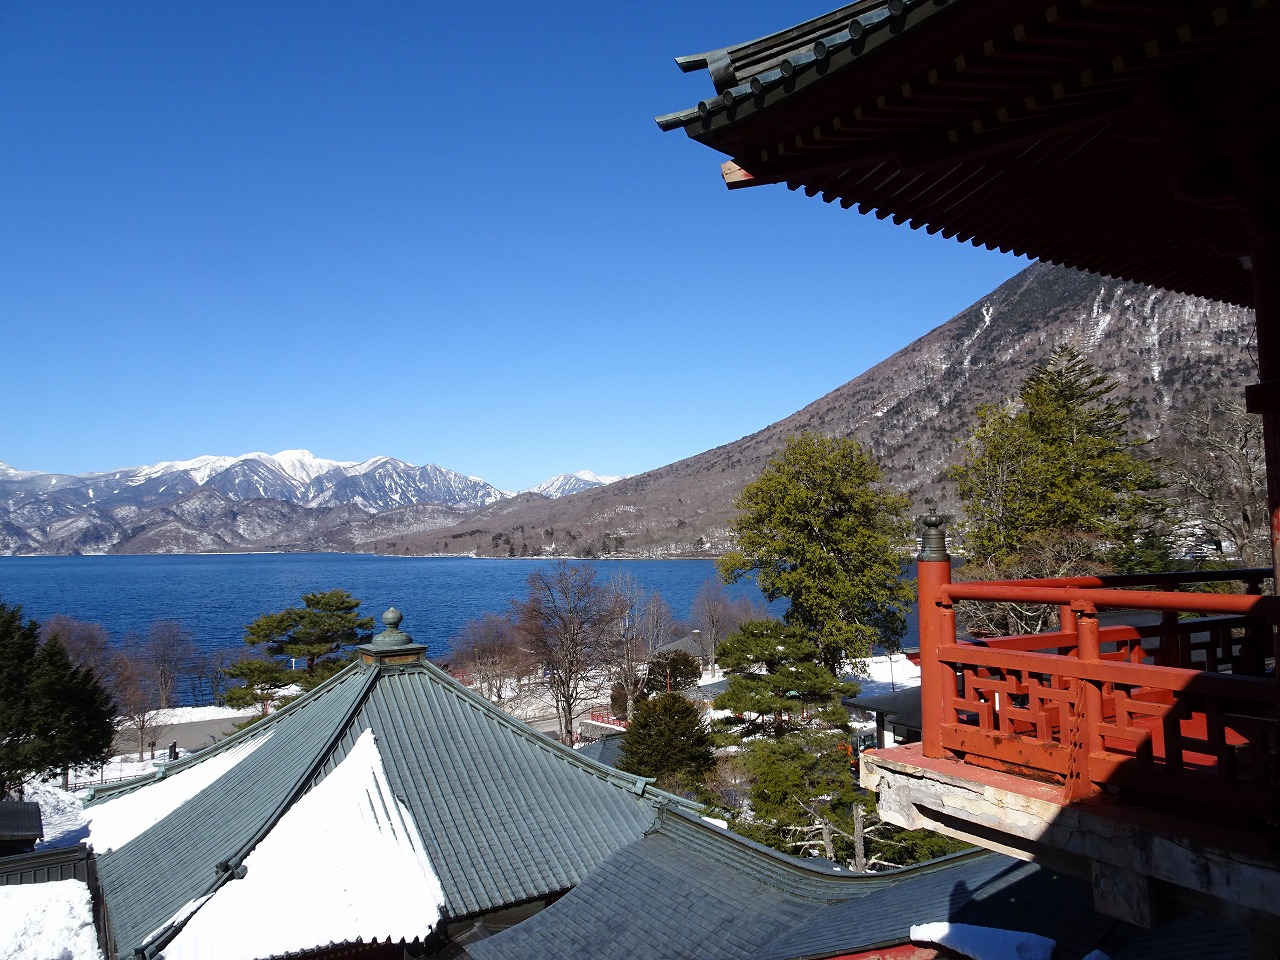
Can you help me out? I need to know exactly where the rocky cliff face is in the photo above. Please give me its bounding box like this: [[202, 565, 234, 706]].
[[388, 263, 1255, 559]]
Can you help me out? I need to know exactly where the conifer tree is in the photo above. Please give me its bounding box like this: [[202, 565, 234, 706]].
[[642, 650, 702, 696], [713, 621, 854, 736], [28, 637, 116, 789], [0, 603, 40, 797], [0, 604, 116, 795], [953, 346, 1166, 570], [951, 347, 1169, 634], [223, 656, 293, 717], [618, 691, 713, 783], [719, 434, 913, 674], [243, 589, 375, 685]]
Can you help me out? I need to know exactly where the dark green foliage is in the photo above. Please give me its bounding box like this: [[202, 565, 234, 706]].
[[643, 650, 701, 695], [742, 732, 860, 828], [0, 604, 41, 796], [953, 347, 1167, 570], [713, 621, 855, 735], [243, 589, 374, 679], [618, 692, 713, 783], [727, 731, 969, 870], [223, 656, 293, 717], [719, 434, 914, 673], [28, 638, 116, 788], [0, 603, 116, 795], [610, 681, 630, 719], [950, 348, 1170, 634]]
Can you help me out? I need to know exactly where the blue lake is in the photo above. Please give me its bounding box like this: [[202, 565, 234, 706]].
[[0, 554, 785, 661]]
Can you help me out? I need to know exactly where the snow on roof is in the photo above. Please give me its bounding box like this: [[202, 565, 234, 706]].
[[85, 733, 272, 853], [159, 729, 445, 960], [911, 921, 1055, 960], [0, 879, 102, 960]]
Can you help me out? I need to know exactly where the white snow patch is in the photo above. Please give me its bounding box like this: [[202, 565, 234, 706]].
[[150, 704, 258, 725], [26, 780, 88, 849], [161, 729, 445, 960], [0, 879, 103, 960], [701, 816, 729, 829], [911, 922, 1055, 960], [85, 734, 272, 853], [846, 653, 920, 698]]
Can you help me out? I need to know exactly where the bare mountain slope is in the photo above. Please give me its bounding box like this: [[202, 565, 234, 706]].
[[383, 263, 1255, 559]]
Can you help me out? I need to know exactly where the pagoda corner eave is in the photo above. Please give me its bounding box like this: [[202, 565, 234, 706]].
[[658, 0, 1280, 310]]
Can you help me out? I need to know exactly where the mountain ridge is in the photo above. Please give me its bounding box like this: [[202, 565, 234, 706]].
[[384, 262, 1255, 559], [0, 262, 1256, 557]]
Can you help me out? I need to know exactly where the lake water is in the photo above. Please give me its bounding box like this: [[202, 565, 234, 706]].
[[0, 554, 784, 661]]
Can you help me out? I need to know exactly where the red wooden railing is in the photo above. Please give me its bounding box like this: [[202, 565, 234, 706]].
[[587, 711, 628, 729], [917, 538, 1280, 832]]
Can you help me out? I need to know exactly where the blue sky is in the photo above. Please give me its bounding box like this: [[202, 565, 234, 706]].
[[2, 1, 1027, 492]]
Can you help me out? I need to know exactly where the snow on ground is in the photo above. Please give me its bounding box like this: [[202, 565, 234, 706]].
[[911, 922, 1055, 960], [0, 879, 103, 960], [160, 729, 446, 960], [26, 780, 89, 849], [27, 705, 260, 848], [848, 653, 921, 698], [150, 705, 257, 725], [84, 733, 272, 853]]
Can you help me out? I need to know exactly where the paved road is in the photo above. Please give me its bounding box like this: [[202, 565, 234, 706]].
[[112, 716, 248, 758]]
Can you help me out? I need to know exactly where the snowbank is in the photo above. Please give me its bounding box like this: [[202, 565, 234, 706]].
[[0, 879, 102, 960], [26, 780, 88, 849]]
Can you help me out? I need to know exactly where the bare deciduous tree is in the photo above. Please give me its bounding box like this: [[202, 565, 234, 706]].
[[636, 593, 675, 655], [606, 573, 649, 720], [143, 620, 196, 709], [451, 612, 533, 707], [691, 579, 732, 667], [112, 643, 168, 762], [957, 530, 1109, 637], [39, 615, 115, 680], [513, 562, 616, 743], [1164, 396, 1269, 566], [185, 647, 236, 706]]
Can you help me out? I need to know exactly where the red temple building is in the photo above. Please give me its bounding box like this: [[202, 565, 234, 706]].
[[660, 0, 1280, 951]]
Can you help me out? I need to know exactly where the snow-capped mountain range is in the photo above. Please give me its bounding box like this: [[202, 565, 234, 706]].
[[0, 452, 622, 555], [527, 470, 623, 499]]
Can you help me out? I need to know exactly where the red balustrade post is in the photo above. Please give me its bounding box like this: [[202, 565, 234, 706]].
[[1070, 604, 1104, 799], [917, 514, 952, 759], [1057, 602, 1077, 657]]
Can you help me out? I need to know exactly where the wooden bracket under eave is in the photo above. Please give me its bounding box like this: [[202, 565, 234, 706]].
[[722, 160, 758, 189]]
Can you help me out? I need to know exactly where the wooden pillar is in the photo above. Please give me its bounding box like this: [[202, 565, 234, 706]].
[[1066, 605, 1103, 801], [917, 514, 952, 759], [1246, 229, 1280, 583]]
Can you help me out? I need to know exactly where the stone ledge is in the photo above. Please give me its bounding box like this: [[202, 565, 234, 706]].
[[861, 743, 1280, 926]]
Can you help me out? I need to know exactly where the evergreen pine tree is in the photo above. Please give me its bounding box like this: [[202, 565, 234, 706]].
[[952, 346, 1166, 569], [642, 650, 702, 696], [618, 692, 714, 783], [29, 637, 116, 789], [0, 603, 40, 797], [713, 621, 854, 736], [243, 589, 375, 687], [950, 348, 1169, 634], [718, 434, 913, 674], [223, 656, 293, 716]]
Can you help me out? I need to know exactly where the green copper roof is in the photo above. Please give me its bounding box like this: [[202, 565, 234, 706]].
[[90, 651, 685, 958]]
